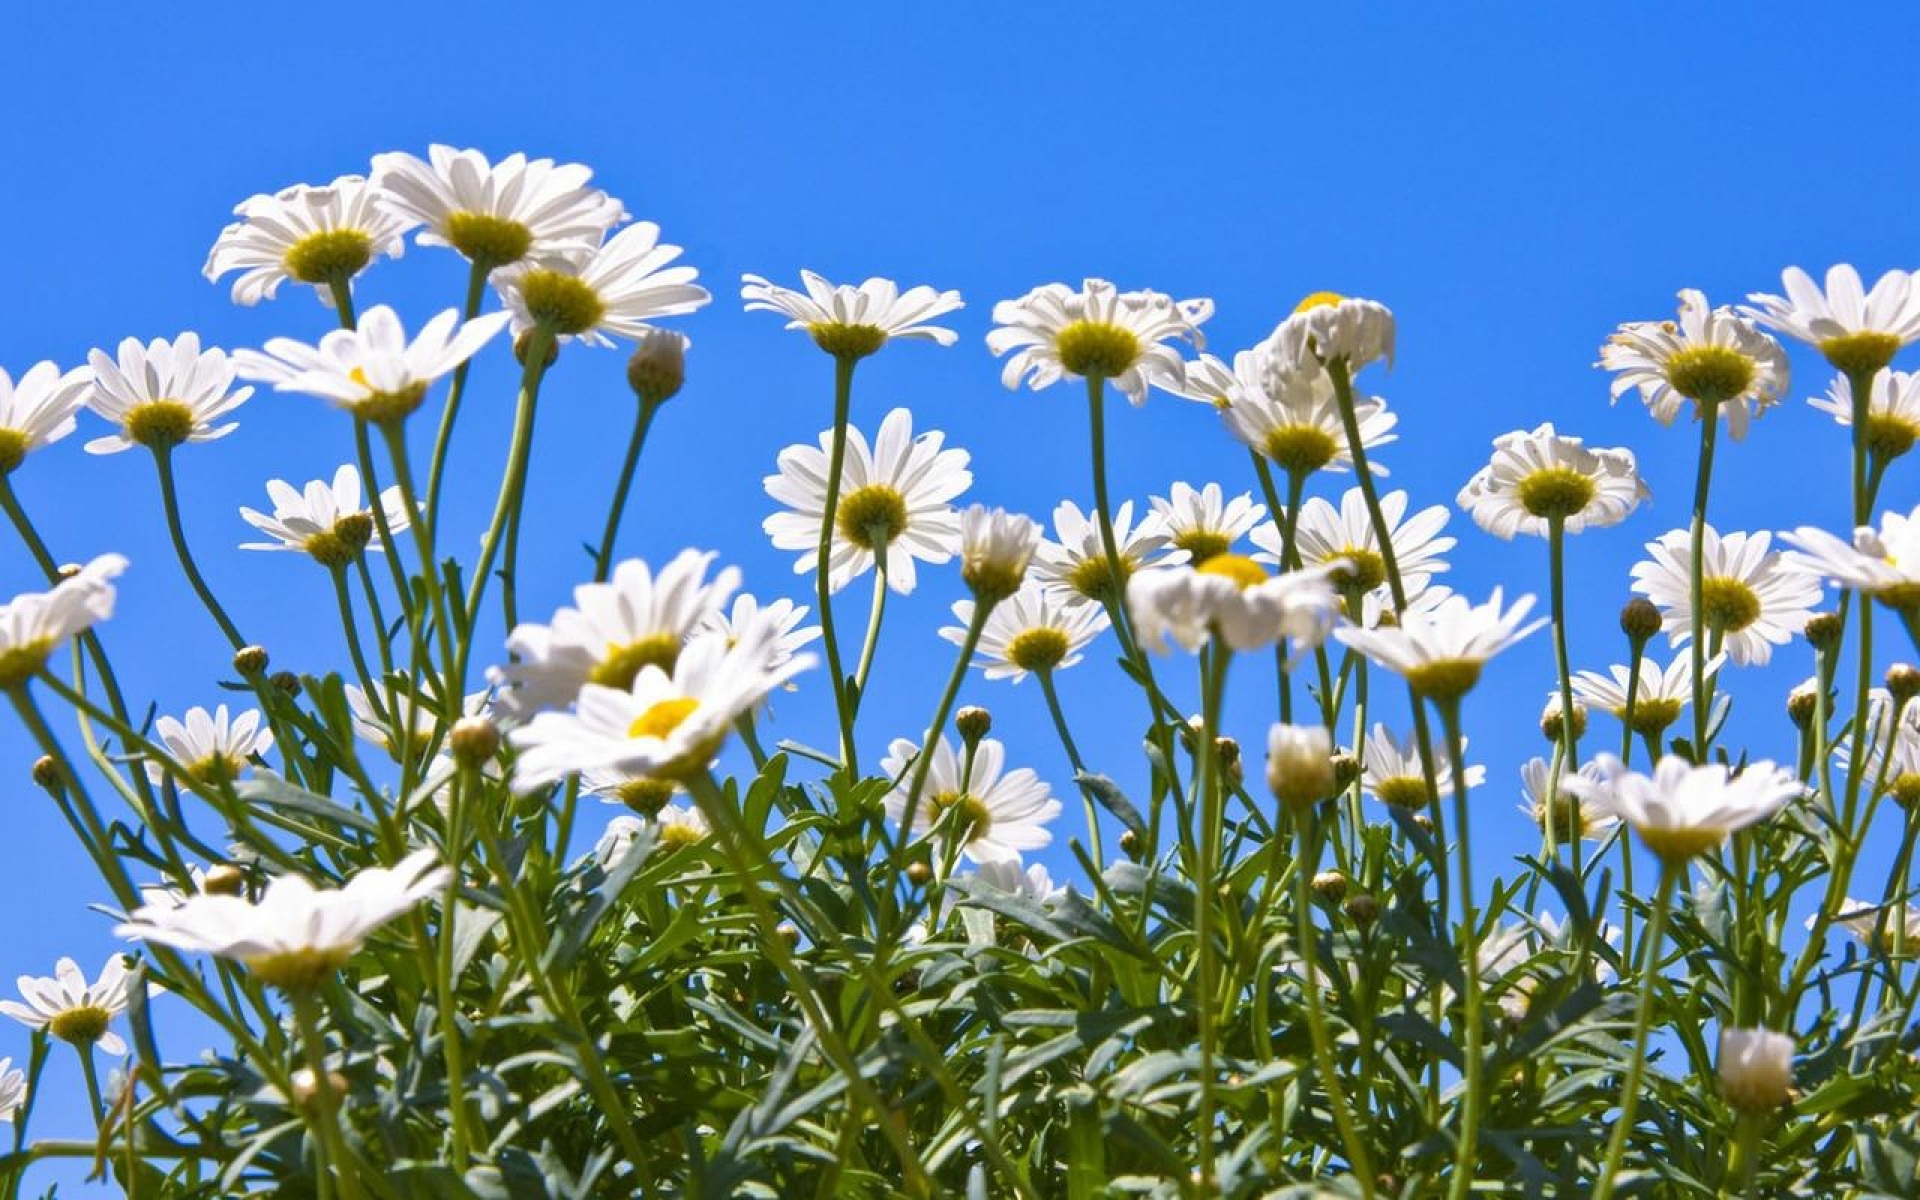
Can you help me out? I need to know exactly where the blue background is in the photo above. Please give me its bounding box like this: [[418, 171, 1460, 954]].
[[4, 3, 1916, 1191]]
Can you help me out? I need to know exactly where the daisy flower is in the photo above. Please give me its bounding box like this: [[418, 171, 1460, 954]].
[[1600, 289, 1790, 438], [370, 145, 626, 268], [1360, 723, 1483, 809], [1631, 527, 1820, 666], [957, 504, 1042, 603], [116, 850, 449, 992], [204, 175, 413, 307], [1031, 499, 1179, 607], [741, 271, 963, 359], [1127, 555, 1342, 655], [654, 805, 712, 851], [1150, 482, 1265, 564], [1204, 351, 1398, 478], [0, 361, 90, 473], [491, 550, 740, 718], [694, 593, 821, 679], [509, 625, 814, 792], [763, 407, 970, 595], [1335, 588, 1546, 702], [84, 334, 252, 455], [880, 735, 1060, 865], [1817, 897, 1920, 953], [1808, 370, 1920, 463], [1518, 756, 1620, 843], [0, 1059, 22, 1125], [594, 815, 650, 873], [1457, 423, 1649, 539], [987, 279, 1212, 405], [1841, 689, 1920, 808], [941, 583, 1109, 683], [343, 684, 488, 758], [1745, 265, 1920, 377], [1253, 487, 1453, 616], [1, 956, 142, 1054], [1718, 1029, 1796, 1114], [967, 860, 1062, 905], [233, 305, 510, 425], [145, 704, 273, 787], [1264, 292, 1396, 377], [494, 221, 709, 347], [0, 554, 127, 688], [1781, 504, 1920, 616], [1565, 754, 1800, 864], [238, 464, 412, 567], [1572, 653, 1722, 741]]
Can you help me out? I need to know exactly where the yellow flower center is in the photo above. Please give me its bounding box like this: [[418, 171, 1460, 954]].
[[48, 1004, 111, 1045], [517, 270, 606, 336], [1888, 772, 1920, 809], [1196, 553, 1267, 590], [444, 212, 533, 266], [809, 323, 888, 361], [1404, 658, 1484, 702], [1006, 627, 1071, 673], [1173, 529, 1233, 564], [1664, 345, 1757, 405], [1293, 292, 1346, 314], [1372, 775, 1433, 809], [615, 777, 677, 816], [305, 513, 375, 568], [125, 400, 197, 450], [1636, 824, 1728, 865], [1066, 552, 1131, 601], [1699, 576, 1762, 633], [0, 638, 55, 689], [1626, 697, 1683, 737], [1054, 321, 1142, 379], [1327, 547, 1386, 595], [628, 697, 699, 741], [1516, 466, 1598, 521], [0, 428, 30, 474], [1533, 793, 1592, 842], [284, 229, 375, 285], [932, 789, 993, 842], [1262, 426, 1339, 476], [836, 485, 910, 551], [186, 754, 242, 788], [1865, 412, 1919, 462], [658, 818, 708, 850], [1819, 332, 1903, 378], [245, 947, 355, 993], [590, 634, 682, 691]]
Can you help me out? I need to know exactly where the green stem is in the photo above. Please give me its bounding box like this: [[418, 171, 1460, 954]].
[[376, 419, 459, 696], [593, 397, 661, 583], [1191, 639, 1230, 1191], [1039, 667, 1103, 867], [849, 546, 890, 707], [461, 327, 555, 684], [289, 991, 365, 1200], [423, 258, 492, 535], [151, 447, 245, 650], [75, 1045, 104, 1131], [1688, 404, 1719, 757], [436, 769, 477, 1168], [1591, 865, 1679, 1200], [1727, 1111, 1763, 1196], [898, 601, 991, 850], [329, 565, 384, 711], [1440, 699, 1484, 1200], [815, 355, 860, 770], [1548, 515, 1580, 876], [1292, 807, 1376, 1194]]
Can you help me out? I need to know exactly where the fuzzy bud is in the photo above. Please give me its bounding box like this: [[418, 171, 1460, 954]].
[[1266, 724, 1335, 809], [233, 645, 270, 676], [1786, 679, 1822, 729], [269, 671, 301, 698], [1412, 813, 1435, 835], [955, 706, 993, 745], [1118, 829, 1143, 860], [1540, 695, 1587, 743], [1330, 751, 1362, 791], [1718, 1028, 1795, 1114], [1310, 870, 1349, 904], [626, 331, 686, 406], [1887, 664, 1920, 705], [514, 329, 560, 367], [290, 1067, 351, 1111], [30, 755, 61, 792], [1343, 893, 1380, 926], [1804, 612, 1845, 654], [56, 562, 81, 581], [448, 717, 500, 767], [1215, 736, 1243, 788], [202, 864, 247, 896], [1619, 597, 1662, 645]]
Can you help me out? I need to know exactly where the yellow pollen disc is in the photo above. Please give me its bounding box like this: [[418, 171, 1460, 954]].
[[590, 634, 682, 691], [1196, 553, 1267, 590], [1293, 291, 1346, 314], [1698, 576, 1762, 633], [629, 697, 699, 740], [48, 1005, 111, 1045]]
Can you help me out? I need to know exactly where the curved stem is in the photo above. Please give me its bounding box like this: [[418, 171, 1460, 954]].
[[1039, 667, 1103, 866], [1191, 639, 1230, 1191], [1592, 865, 1678, 1200], [849, 548, 890, 707], [460, 327, 554, 683], [898, 601, 991, 845], [1293, 806, 1375, 1195], [329, 565, 384, 712], [592, 397, 661, 583], [151, 447, 245, 650], [1548, 516, 1580, 875], [424, 258, 492, 534]]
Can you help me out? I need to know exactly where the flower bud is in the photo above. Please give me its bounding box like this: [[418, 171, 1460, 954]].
[[448, 716, 500, 767], [202, 864, 247, 896], [1887, 663, 1920, 706], [1329, 751, 1361, 791], [1804, 612, 1844, 654], [1118, 829, 1143, 859], [269, 671, 301, 698], [56, 562, 81, 581], [1718, 1028, 1795, 1114], [626, 330, 686, 406], [955, 706, 993, 745], [233, 645, 270, 676], [1215, 736, 1243, 788], [1310, 870, 1348, 904], [1266, 724, 1334, 809], [1411, 813, 1435, 835], [1540, 695, 1587, 743], [1786, 678, 1822, 729], [30, 755, 61, 791], [514, 329, 560, 368], [905, 861, 933, 887], [1343, 893, 1380, 926], [1619, 597, 1662, 645], [775, 921, 801, 948], [290, 1067, 350, 1111]]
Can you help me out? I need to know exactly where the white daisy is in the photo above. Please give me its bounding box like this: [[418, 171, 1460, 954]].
[[1457, 423, 1649, 539], [84, 334, 252, 455], [593, 815, 650, 873], [957, 504, 1042, 603], [134, 865, 212, 914], [1264, 292, 1396, 376], [1360, 723, 1483, 809], [1150, 482, 1266, 564], [370, 145, 626, 268], [0, 554, 127, 689], [1565, 754, 1800, 864], [967, 860, 1062, 905], [653, 804, 712, 850], [1600, 289, 1790, 439], [881, 736, 1060, 866], [232, 305, 510, 425], [204, 175, 413, 307], [1571, 653, 1723, 740], [741, 271, 964, 358], [1745, 265, 1920, 376], [1817, 896, 1920, 953], [1200, 351, 1398, 478], [1518, 756, 1620, 842], [1127, 555, 1342, 655], [763, 407, 970, 595], [1842, 689, 1920, 807], [1630, 527, 1821, 666], [491, 550, 740, 718], [509, 626, 814, 792], [145, 704, 273, 787], [1718, 1029, 1795, 1114], [1808, 370, 1920, 462], [1031, 499, 1180, 607], [343, 684, 488, 757], [941, 584, 1109, 683], [987, 279, 1212, 405], [116, 849, 449, 992], [494, 221, 709, 347], [1253, 487, 1453, 616], [1781, 504, 1920, 615], [0, 361, 90, 472], [1335, 588, 1546, 702], [0, 1058, 22, 1124], [238, 464, 412, 567], [1, 956, 140, 1054], [694, 593, 822, 679]]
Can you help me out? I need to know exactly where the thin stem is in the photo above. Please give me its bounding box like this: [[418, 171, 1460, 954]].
[[815, 355, 860, 770], [1548, 515, 1580, 875], [1592, 865, 1678, 1200], [849, 547, 890, 706], [76, 1045, 105, 1130], [424, 258, 493, 533], [1688, 404, 1719, 756], [289, 991, 365, 1200], [1292, 806, 1376, 1194], [1191, 639, 1231, 1191], [376, 419, 458, 694], [329, 566, 384, 709], [461, 327, 555, 682], [1039, 667, 1103, 867], [592, 398, 661, 583], [1440, 699, 1485, 1200], [151, 447, 245, 650], [435, 769, 476, 1168], [899, 601, 991, 847]]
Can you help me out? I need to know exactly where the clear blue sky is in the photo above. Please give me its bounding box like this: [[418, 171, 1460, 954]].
[[4, 3, 1916, 1191]]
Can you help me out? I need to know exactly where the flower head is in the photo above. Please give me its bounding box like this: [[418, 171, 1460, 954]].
[[1838, 689, 1920, 808], [233, 305, 509, 425], [1457, 423, 1649, 539], [0, 1058, 22, 1125], [1571, 653, 1723, 740], [988, 279, 1211, 405], [1, 956, 141, 1053], [85, 334, 252, 455], [1566, 754, 1800, 863], [1600, 289, 1790, 438], [205, 175, 412, 307], [1150, 482, 1265, 564], [942, 583, 1109, 683], [1782, 504, 1920, 616], [116, 850, 448, 992], [1632, 527, 1820, 666], [881, 736, 1060, 865], [1031, 499, 1179, 607], [1817, 896, 1920, 953], [0, 361, 90, 473], [1518, 757, 1620, 843], [1197, 350, 1398, 478], [494, 222, 708, 347], [1264, 292, 1396, 376], [238, 464, 412, 566], [742, 271, 963, 359], [1718, 1028, 1796, 1114], [763, 408, 970, 595], [1254, 487, 1453, 616], [1267, 724, 1335, 808], [1809, 370, 1920, 463], [1361, 723, 1483, 809], [1128, 557, 1342, 655], [1335, 588, 1545, 702], [968, 860, 1062, 905], [0, 554, 127, 689], [694, 593, 821, 680], [371, 145, 626, 268], [146, 704, 273, 787], [1745, 265, 1920, 377], [957, 504, 1042, 603]]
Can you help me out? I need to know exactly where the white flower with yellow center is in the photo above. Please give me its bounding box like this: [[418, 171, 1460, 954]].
[[0, 1058, 22, 1125], [941, 584, 1109, 683], [0, 361, 90, 473], [1816, 897, 1920, 953], [988, 278, 1212, 406], [1, 956, 141, 1054], [1518, 756, 1620, 842], [116, 850, 449, 993], [204, 175, 413, 307], [1782, 504, 1920, 616], [1571, 653, 1723, 740], [763, 407, 970, 595], [1631, 527, 1820, 666], [880, 736, 1060, 865], [494, 221, 709, 347], [1253, 488, 1453, 616], [232, 305, 509, 425], [968, 860, 1062, 905], [1718, 1029, 1796, 1114], [656, 805, 712, 851], [1194, 351, 1398, 478], [1360, 723, 1483, 809], [1745, 265, 1920, 378], [1837, 689, 1920, 808], [1565, 754, 1800, 864], [83, 334, 252, 455], [1031, 499, 1179, 607], [1809, 370, 1920, 464], [145, 704, 272, 787], [238, 464, 413, 567], [695, 593, 821, 680], [741, 271, 964, 360], [509, 626, 814, 792], [0, 554, 126, 689], [957, 504, 1042, 603], [1600, 289, 1790, 439], [1334, 588, 1545, 702], [1457, 423, 1649, 539], [1149, 482, 1265, 564], [1127, 555, 1342, 655], [343, 684, 488, 757], [1264, 292, 1396, 376], [491, 550, 740, 718], [371, 145, 627, 269]]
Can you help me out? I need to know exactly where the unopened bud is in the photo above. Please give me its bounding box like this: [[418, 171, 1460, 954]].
[[448, 716, 500, 767], [1540, 695, 1587, 743], [1786, 679, 1822, 729], [269, 671, 301, 697], [1118, 829, 1143, 859], [1179, 715, 1205, 754], [1718, 1028, 1795, 1114], [1266, 724, 1335, 809], [626, 330, 686, 406], [233, 645, 269, 676], [1412, 813, 1435, 834], [955, 706, 992, 745], [1216, 736, 1243, 787], [1311, 870, 1349, 904], [1619, 597, 1662, 645], [775, 921, 801, 948], [1886, 664, 1920, 705], [1330, 751, 1361, 791], [514, 330, 560, 367], [30, 755, 61, 791], [905, 861, 933, 887], [1804, 612, 1845, 654], [290, 1067, 350, 1110], [202, 864, 247, 896], [56, 563, 81, 581], [1343, 893, 1380, 925]]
